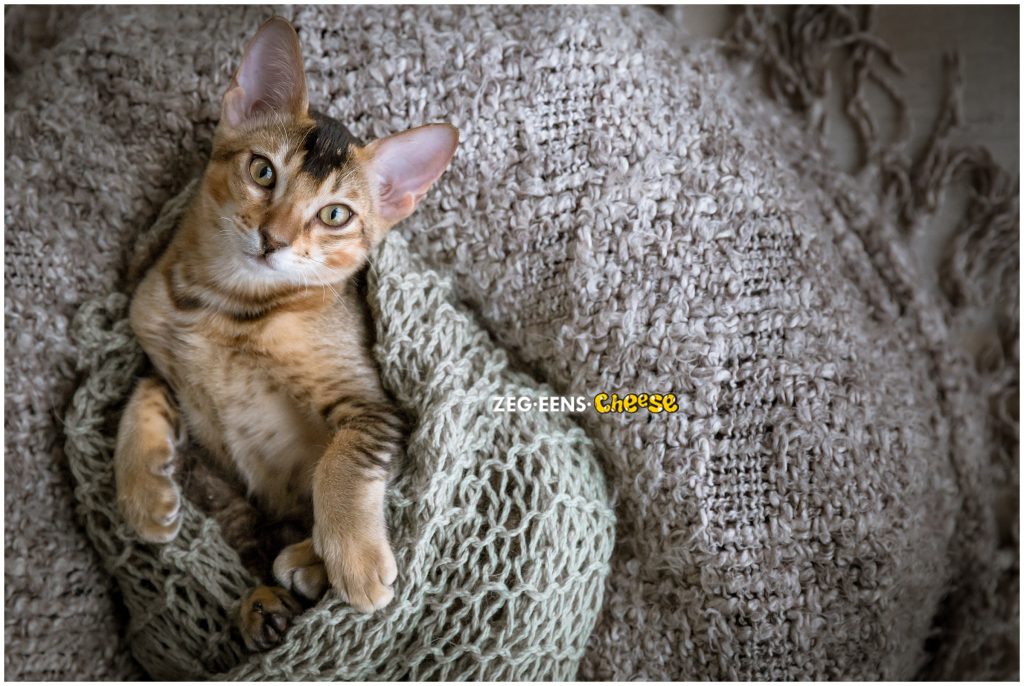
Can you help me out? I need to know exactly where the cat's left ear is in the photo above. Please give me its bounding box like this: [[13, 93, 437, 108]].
[[364, 124, 459, 225], [221, 17, 308, 130]]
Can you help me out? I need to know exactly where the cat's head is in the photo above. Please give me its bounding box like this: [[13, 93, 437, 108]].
[[203, 17, 457, 288]]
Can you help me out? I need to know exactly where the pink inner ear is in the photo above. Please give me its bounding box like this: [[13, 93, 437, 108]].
[[223, 86, 250, 129], [370, 124, 459, 223], [224, 18, 307, 127]]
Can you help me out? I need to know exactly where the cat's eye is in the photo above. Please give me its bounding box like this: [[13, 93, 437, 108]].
[[318, 204, 353, 228], [248, 156, 275, 188]]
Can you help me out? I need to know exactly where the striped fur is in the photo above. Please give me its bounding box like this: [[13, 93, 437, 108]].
[[113, 17, 456, 651]]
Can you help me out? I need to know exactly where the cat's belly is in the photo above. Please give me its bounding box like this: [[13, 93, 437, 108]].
[[176, 343, 330, 518]]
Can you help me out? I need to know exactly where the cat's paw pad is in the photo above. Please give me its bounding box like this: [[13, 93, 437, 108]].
[[239, 586, 301, 652], [317, 532, 397, 613], [273, 539, 328, 601], [118, 469, 182, 544]]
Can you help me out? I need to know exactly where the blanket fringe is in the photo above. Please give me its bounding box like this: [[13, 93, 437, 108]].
[[724, 7, 1019, 679], [724, 5, 907, 154]]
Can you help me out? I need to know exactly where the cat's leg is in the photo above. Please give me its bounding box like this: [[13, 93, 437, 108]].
[[114, 377, 184, 543], [312, 424, 399, 613], [273, 538, 328, 601], [237, 585, 301, 651]]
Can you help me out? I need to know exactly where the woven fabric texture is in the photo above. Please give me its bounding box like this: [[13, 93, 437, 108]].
[[5, 4, 1015, 681], [64, 182, 615, 680]]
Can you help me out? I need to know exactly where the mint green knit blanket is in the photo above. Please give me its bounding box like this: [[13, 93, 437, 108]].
[[63, 185, 616, 680]]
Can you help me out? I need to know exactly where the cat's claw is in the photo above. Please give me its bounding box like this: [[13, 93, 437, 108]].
[[239, 586, 301, 651]]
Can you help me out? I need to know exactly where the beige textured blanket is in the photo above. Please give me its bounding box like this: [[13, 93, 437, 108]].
[[5, 5, 1017, 680]]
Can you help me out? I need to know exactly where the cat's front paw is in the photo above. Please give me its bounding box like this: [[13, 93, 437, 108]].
[[116, 457, 183, 544], [314, 527, 397, 613]]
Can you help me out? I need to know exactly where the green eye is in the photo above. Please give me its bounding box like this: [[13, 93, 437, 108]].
[[248, 156, 275, 187], [318, 204, 353, 227]]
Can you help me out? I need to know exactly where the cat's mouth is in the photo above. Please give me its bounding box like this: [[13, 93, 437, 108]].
[[249, 252, 278, 271]]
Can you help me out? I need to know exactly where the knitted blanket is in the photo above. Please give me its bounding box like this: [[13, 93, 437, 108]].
[[5, 4, 1017, 680], [63, 181, 615, 679]]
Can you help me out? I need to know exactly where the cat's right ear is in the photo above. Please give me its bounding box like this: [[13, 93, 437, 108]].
[[220, 17, 309, 130]]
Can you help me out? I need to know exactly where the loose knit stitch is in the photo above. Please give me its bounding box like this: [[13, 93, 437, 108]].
[[64, 181, 615, 680], [6, 4, 1017, 681]]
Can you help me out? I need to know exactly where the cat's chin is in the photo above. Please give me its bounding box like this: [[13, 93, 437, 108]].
[[240, 255, 332, 290], [226, 252, 294, 287]]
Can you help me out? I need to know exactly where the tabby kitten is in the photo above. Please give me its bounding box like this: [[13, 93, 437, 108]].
[[113, 17, 458, 650]]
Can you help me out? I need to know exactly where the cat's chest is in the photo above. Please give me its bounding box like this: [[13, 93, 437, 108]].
[[173, 323, 330, 514]]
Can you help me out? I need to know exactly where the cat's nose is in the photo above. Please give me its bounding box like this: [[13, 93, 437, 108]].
[[258, 226, 288, 256]]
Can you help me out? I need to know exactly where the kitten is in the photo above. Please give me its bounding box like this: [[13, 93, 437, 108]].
[[113, 16, 458, 651]]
